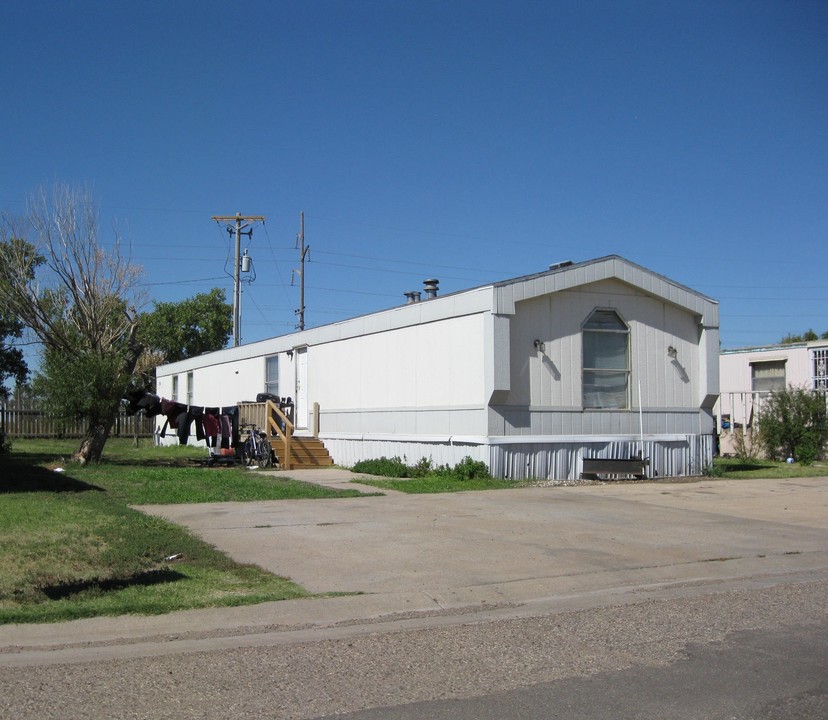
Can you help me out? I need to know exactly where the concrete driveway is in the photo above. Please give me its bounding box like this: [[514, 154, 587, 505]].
[[3, 471, 827, 706], [137, 471, 828, 611]]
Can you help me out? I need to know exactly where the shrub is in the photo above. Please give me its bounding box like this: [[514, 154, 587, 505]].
[[732, 427, 759, 463], [757, 386, 828, 464], [351, 456, 410, 477], [351, 454, 491, 480], [701, 461, 725, 477], [409, 457, 434, 478], [452, 456, 490, 480]]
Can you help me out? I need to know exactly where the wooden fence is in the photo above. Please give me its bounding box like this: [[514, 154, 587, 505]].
[[0, 398, 156, 439]]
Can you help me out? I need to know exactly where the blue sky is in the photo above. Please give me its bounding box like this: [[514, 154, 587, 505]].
[[2, 0, 827, 351]]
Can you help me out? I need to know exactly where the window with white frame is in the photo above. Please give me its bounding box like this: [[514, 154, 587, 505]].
[[813, 349, 828, 390], [171, 375, 179, 402], [265, 355, 279, 397], [186, 371, 194, 405], [582, 309, 630, 409], [751, 360, 786, 393]]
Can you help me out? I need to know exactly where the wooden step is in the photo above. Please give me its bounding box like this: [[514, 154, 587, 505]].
[[269, 436, 334, 469]]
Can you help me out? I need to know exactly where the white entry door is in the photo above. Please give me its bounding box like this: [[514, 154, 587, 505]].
[[295, 347, 308, 430]]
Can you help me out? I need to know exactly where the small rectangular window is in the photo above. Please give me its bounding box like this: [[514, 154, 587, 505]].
[[265, 355, 279, 397], [751, 360, 786, 393], [186, 371, 194, 405], [171, 375, 179, 402]]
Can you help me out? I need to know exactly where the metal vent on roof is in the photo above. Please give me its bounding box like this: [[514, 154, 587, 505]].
[[423, 278, 439, 299], [549, 260, 573, 270]]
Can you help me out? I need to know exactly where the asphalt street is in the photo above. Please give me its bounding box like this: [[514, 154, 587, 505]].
[[318, 617, 828, 720]]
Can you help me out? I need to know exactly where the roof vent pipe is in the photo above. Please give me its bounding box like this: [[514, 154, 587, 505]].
[[404, 291, 421, 304], [423, 278, 439, 299], [549, 260, 573, 271]]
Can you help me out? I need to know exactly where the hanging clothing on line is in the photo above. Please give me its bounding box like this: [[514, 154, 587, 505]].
[[159, 400, 187, 439], [189, 406, 206, 442], [123, 390, 163, 418], [202, 410, 221, 448], [219, 405, 240, 449], [121, 391, 245, 449]]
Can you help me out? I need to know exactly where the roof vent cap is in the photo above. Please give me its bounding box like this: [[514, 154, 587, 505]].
[[549, 260, 573, 271]]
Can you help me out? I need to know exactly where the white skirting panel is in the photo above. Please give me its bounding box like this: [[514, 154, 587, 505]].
[[489, 435, 714, 481], [322, 437, 488, 470], [321, 434, 714, 481]]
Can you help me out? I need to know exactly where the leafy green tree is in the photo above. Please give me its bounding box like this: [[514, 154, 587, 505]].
[[138, 288, 232, 365], [0, 238, 42, 400], [757, 386, 828, 464], [779, 329, 825, 344], [133, 288, 232, 392], [0, 185, 145, 464], [0, 308, 28, 400]]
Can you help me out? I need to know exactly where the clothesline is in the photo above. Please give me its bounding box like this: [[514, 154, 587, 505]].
[[124, 391, 239, 447]]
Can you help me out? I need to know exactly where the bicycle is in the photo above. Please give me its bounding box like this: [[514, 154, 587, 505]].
[[240, 423, 273, 468]]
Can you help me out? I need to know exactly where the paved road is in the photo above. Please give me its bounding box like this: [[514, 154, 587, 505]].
[[1, 473, 826, 718], [319, 616, 828, 720]]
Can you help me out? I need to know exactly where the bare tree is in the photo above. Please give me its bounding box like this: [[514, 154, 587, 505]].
[[0, 184, 146, 463]]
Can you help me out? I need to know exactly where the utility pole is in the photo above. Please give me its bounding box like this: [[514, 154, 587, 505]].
[[212, 212, 265, 347], [293, 211, 310, 331]]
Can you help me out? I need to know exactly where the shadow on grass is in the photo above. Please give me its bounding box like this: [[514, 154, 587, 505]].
[[720, 462, 777, 472], [3, 449, 77, 467], [40, 568, 187, 600], [98, 457, 208, 468], [0, 461, 105, 494]]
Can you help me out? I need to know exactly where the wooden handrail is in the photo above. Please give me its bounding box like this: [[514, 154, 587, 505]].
[[236, 400, 295, 470], [265, 399, 294, 470]]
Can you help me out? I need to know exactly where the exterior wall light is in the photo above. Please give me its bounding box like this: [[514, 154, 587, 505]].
[[667, 346, 678, 359], [534, 339, 545, 352]]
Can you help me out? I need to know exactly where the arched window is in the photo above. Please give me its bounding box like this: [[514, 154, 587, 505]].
[[582, 309, 629, 409]]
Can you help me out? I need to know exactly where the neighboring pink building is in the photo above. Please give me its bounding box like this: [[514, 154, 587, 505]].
[[716, 340, 828, 452]]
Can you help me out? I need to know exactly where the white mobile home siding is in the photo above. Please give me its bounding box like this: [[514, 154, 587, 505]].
[[157, 354, 271, 409], [490, 278, 714, 438], [312, 312, 486, 436], [154, 256, 719, 480]]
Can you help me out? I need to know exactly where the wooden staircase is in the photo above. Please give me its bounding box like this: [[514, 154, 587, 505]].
[[238, 399, 333, 470], [270, 435, 334, 470]]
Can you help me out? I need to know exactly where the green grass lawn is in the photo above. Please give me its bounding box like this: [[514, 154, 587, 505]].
[[709, 456, 828, 479], [0, 438, 366, 624]]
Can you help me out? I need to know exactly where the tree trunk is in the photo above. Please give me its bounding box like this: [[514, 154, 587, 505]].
[[73, 329, 143, 465], [74, 412, 117, 465]]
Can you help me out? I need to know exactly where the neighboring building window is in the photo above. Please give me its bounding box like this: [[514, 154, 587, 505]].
[[813, 349, 828, 390], [751, 360, 786, 393], [265, 355, 279, 397], [186, 371, 194, 406], [582, 309, 630, 409], [171, 375, 179, 402]]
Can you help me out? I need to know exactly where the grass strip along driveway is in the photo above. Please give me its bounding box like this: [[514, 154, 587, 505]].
[[0, 439, 366, 625]]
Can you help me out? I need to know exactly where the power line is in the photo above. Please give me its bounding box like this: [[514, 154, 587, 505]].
[[261, 220, 295, 314], [211, 213, 265, 347], [140, 275, 227, 287]]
